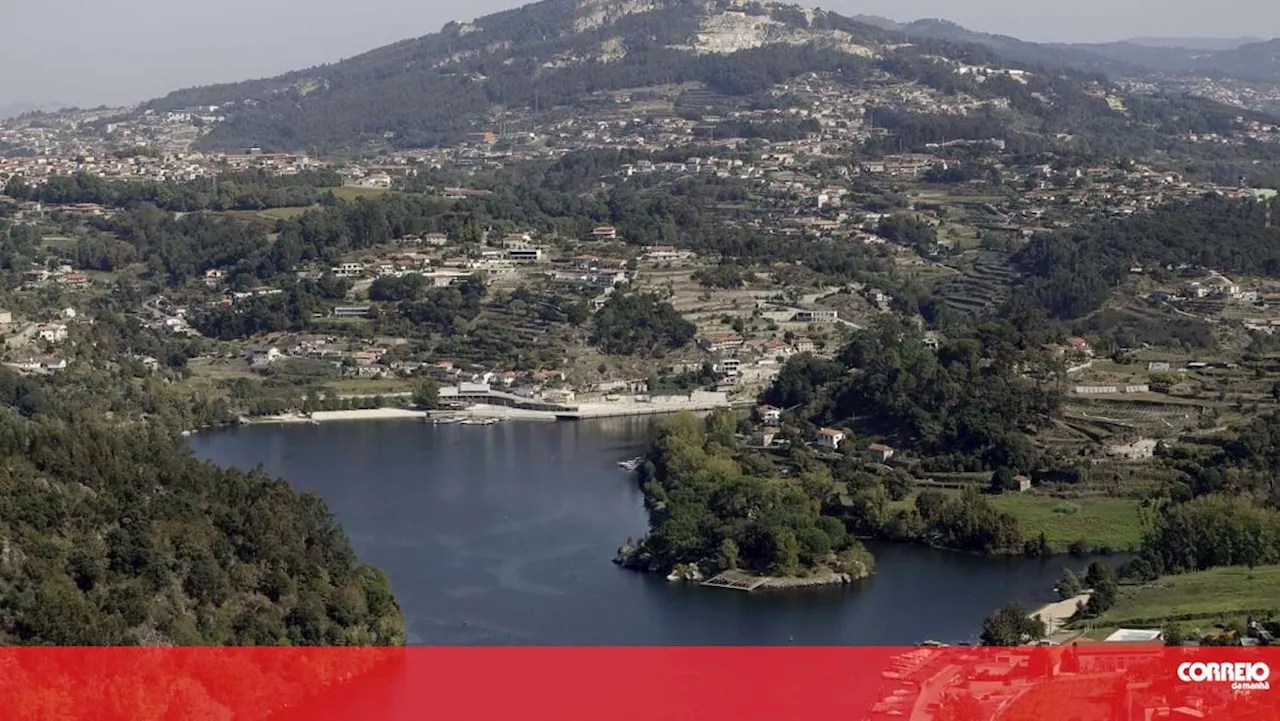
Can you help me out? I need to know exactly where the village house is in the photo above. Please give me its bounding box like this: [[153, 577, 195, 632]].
[[791, 337, 816, 354], [868, 443, 895, 463], [762, 338, 796, 359], [793, 309, 839, 323], [1065, 337, 1093, 357], [641, 245, 691, 262], [37, 323, 68, 343], [716, 359, 742, 376], [332, 306, 372, 318], [752, 429, 780, 448], [1013, 475, 1033, 493], [755, 404, 782, 425], [332, 262, 365, 278], [246, 347, 282, 367], [590, 225, 618, 241], [506, 247, 542, 262], [815, 428, 845, 451], [699, 332, 745, 353]]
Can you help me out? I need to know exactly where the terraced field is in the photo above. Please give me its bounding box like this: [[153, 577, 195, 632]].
[[931, 252, 1022, 315]]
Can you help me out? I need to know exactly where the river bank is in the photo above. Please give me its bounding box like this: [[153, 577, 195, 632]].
[[251, 408, 428, 424]]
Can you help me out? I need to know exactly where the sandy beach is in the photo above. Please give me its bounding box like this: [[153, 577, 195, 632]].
[[1031, 593, 1091, 638]]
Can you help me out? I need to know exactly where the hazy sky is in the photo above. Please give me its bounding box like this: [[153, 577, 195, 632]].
[[2, 0, 1279, 108]]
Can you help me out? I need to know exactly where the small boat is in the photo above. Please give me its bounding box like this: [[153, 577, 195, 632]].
[[460, 417, 500, 426], [617, 457, 643, 471], [432, 416, 461, 425]]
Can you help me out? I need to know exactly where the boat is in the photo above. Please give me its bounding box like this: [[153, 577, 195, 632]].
[[460, 417, 500, 426], [617, 457, 644, 471], [431, 416, 461, 425]]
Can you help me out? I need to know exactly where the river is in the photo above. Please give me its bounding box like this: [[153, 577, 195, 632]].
[[191, 417, 1095, 645]]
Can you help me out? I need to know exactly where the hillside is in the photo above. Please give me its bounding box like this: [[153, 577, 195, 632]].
[[148, 0, 900, 151], [899, 20, 1280, 83], [146, 0, 1135, 153], [898, 19, 1147, 76], [138, 0, 1280, 154]]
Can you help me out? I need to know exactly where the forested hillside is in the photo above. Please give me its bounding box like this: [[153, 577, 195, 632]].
[[130, 0, 1267, 154], [0, 370, 405, 645], [1009, 195, 1280, 320]]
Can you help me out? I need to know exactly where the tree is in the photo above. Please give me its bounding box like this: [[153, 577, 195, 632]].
[[989, 467, 1017, 494], [412, 379, 441, 409], [1057, 568, 1083, 600], [1162, 623, 1186, 647], [980, 602, 1045, 646], [716, 539, 740, 571]]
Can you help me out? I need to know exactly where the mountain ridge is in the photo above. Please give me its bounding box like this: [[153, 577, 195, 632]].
[[135, 0, 1280, 153]]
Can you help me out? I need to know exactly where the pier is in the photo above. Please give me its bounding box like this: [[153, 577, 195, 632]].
[[700, 571, 769, 592]]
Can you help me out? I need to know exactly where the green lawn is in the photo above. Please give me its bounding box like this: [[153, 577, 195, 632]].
[[329, 186, 393, 201], [257, 206, 312, 220], [321, 378, 414, 396], [989, 495, 1145, 552], [1085, 565, 1280, 635], [847, 487, 1144, 554]]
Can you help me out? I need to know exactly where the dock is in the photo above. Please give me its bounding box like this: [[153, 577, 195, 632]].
[[700, 571, 768, 592]]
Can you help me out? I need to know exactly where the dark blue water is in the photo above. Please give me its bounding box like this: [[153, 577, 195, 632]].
[[191, 417, 1089, 645]]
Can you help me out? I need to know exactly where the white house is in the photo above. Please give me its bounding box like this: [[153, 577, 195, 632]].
[[755, 405, 782, 424], [37, 323, 68, 343], [868, 443, 895, 463], [247, 347, 282, 367], [815, 428, 845, 451]]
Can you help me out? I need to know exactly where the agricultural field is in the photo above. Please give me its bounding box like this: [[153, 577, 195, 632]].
[[328, 186, 394, 201], [930, 251, 1022, 315], [987, 495, 1145, 553], [872, 488, 1145, 553], [1083, 565, 1280, 637]]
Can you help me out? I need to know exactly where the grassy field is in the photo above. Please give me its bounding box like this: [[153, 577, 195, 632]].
[[867, 489, 1144, 553], [321, 378, 415, 396], [989, 495, 1145, 552], [329, 186, 393, 201], [1085, 565, 1280, 636], [258, 206, 312, 220]]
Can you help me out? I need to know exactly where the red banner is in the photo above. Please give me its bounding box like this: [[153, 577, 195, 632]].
[[0, 646, 1277, 720]]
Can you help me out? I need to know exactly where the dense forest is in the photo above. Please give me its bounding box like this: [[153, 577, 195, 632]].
[[1009, 195, 1280, 320], [766, 319, 1061, 471], [621, 411, 875, 578], [5, 170, 343, 212], [0, 369, 405, 645], [591, 292, 696, 356]]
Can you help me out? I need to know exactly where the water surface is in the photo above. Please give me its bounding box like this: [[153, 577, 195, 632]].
[[192, 418, 1090, 645]]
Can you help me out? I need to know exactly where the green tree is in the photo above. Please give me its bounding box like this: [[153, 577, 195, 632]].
[[1057, 568, 1083, 600], [412, 379, 441, 409], [980, 602, 1045, 646], [716, 539, 740, 571], [989, 466, 1017, 494]]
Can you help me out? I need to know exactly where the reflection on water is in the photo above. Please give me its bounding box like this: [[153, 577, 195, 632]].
[[192, 418, 1094, 645]]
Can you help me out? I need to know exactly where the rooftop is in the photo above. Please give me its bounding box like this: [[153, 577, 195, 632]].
[[1104, 628, 1163, 643]]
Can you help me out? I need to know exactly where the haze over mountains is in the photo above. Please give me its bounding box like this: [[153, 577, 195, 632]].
[[99, 0, 1280, 152]]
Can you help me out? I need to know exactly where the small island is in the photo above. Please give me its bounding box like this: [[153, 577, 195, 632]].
[[614, 410, 875, 587]]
